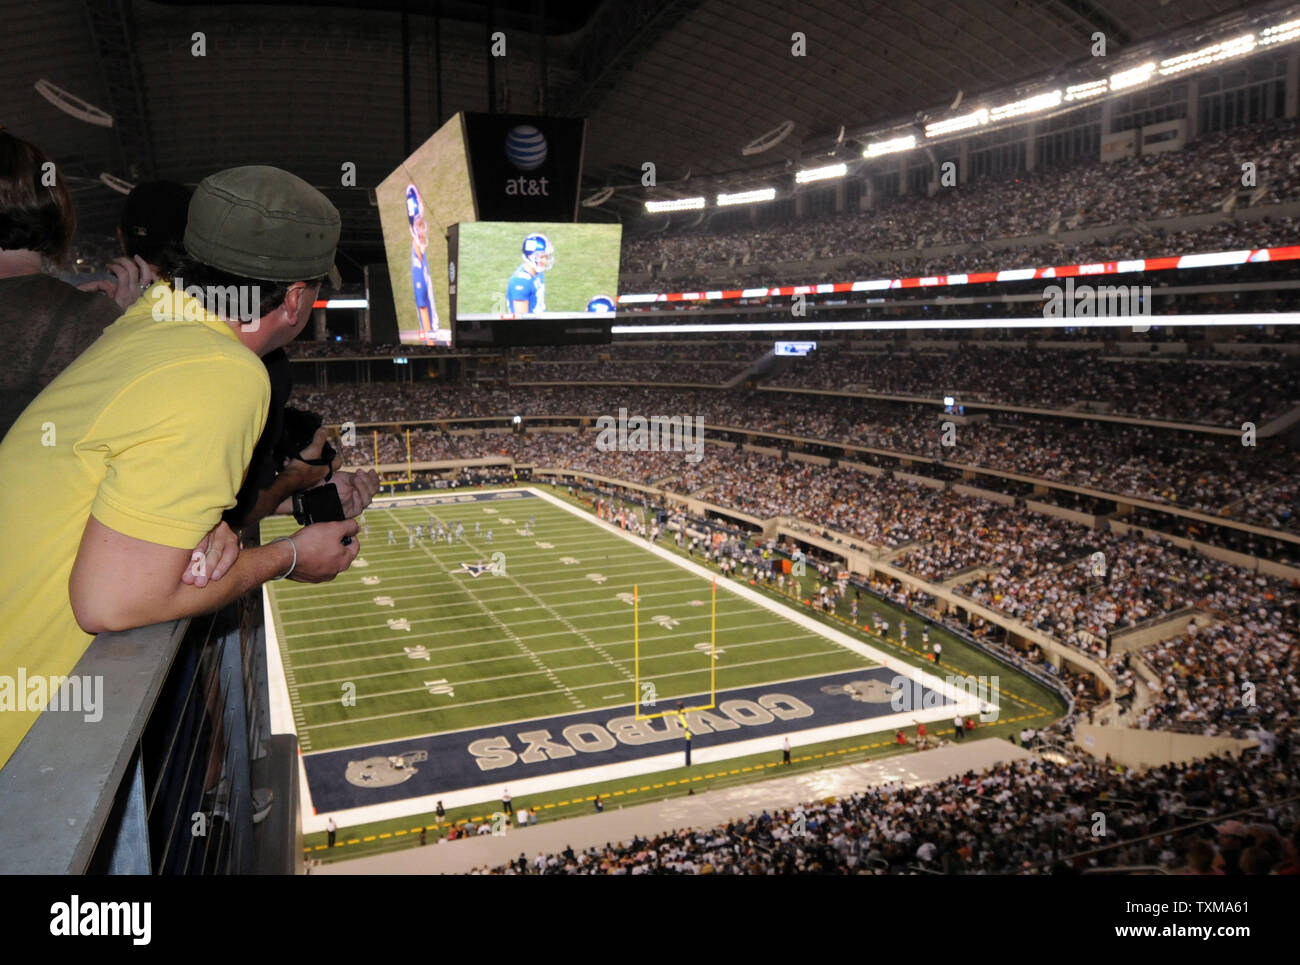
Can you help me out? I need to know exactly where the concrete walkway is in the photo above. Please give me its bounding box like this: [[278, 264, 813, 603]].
[[315, 737, 1034, 875]]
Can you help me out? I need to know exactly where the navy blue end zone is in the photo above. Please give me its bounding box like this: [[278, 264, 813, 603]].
[[303, 668, 955, 811]]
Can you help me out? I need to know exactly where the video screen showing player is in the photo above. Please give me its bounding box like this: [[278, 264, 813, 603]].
[[506, 233, 553, 316], [406, 184, 440, 343], [454, 222, 622, 320]]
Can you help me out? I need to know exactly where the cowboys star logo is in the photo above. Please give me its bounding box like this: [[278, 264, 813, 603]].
[[459, 561, 493, 578]]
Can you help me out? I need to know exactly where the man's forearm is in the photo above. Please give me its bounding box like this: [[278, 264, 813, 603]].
[[78, 540, 294, 634], [152, 541, 295, 624]]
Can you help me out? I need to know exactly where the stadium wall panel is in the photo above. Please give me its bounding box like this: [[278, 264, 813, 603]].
[[1072, 724, 1258, 771]]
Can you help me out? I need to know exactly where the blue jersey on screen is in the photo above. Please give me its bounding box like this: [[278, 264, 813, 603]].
[[506, 265, 545, 315], [411, 245, 436, 333]]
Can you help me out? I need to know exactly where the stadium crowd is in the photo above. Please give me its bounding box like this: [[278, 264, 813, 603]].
[[622, 119, 1299, 283], [311, 380, 1299, 536], [767, 345, 1297, 427], [629, 213, 1300, 294], [478, 746, 1298, 874]]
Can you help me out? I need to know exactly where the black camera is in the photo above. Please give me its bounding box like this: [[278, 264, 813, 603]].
[[292, 484, 345, 526]]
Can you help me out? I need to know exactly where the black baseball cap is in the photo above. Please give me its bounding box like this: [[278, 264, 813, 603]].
[[119, 180, 192, 262]]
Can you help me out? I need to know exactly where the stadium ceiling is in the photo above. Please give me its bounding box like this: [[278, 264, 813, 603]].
[[0, 0, 1280, 256]]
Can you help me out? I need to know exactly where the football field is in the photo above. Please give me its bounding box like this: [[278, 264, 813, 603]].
[[263, 488, 982, 828]]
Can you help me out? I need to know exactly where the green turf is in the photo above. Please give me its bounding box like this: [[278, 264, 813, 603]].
[[264, 492, 875, 754], [454, 222, 621, 316]]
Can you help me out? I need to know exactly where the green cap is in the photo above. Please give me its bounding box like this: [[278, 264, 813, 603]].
[[183, 165, 342, 288]]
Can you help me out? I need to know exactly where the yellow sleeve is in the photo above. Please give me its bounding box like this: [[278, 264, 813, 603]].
[[89, 355, 270, 548]]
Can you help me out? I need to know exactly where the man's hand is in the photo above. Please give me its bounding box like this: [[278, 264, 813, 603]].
[[76, 255, 157, 312], [276, 426, 336, 493], [182, 520, 240, 587], [287, 518, 361, 583], [332, 469, 380, 518]]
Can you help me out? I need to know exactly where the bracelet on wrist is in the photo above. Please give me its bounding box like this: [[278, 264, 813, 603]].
[[270, 536, 297, 581]]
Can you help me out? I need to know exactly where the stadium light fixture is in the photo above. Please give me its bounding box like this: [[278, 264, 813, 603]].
[[1064, 80, 1108, 102], [989, 90, 1062, 121], [863, 135, 917, 158], [581, 186, 616, 207], [742, 120, 796, 156], [1109, 62, 1156, 91], [1159, 35, 1256, 75], [795, 162, 847, 183], [716, 188, 777, 206], [1261, 19, 1300, 45], [98, 173, 134, 195], [34, 79, 113, 127], [645, 197, 706, 213], [924, 109, 988, 138]]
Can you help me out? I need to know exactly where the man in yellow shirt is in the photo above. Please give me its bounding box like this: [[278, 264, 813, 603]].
[[0, 166, 362, 769]]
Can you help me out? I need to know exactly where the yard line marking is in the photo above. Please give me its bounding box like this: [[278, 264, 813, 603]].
[[296, 648, 852, 722], [382, 506, 585, 710], [444, 524, 638, 689], [290, 630, 826, 692]]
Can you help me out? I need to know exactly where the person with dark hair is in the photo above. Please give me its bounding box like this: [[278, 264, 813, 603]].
[[1214, 819, 1249, 875], [1238, 846, 1273, 875], [1180, 839, 1218, 875], [0, 165, 361, 771], [0, 130, 138, 433]]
